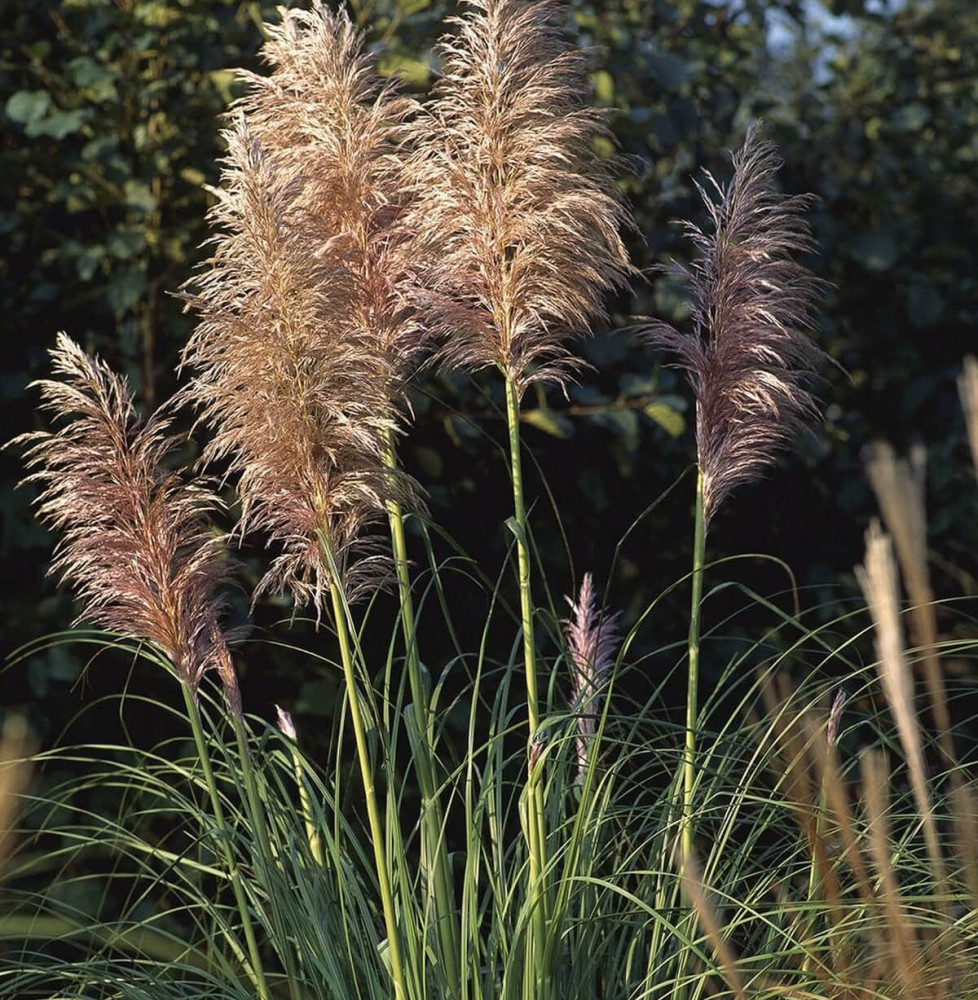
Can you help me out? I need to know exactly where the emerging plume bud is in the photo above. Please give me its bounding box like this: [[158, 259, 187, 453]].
[[528, 730, 547, 779], [826, 688, 845, 749], [275, 704, 298, 741], [563, 573, 621, 785], [643, 124, 827, 527], [14, 335, 240, 709]]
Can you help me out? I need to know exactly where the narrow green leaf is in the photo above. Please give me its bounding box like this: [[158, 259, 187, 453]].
[[522, 408, 574, 438]]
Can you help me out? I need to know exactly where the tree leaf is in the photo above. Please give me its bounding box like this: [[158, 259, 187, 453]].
[[107, 268, 148, 316], [522, 408, 574, 438], [124, 180, 157, 215], [107, 228, 147, 260], [26, 110, 89, 140], [643, 402, 686, 438], [5, 90, 51, 125], [849, 231, 899, 272]]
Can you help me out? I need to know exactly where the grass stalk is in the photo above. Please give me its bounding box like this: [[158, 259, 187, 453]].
[[283, 735, 323, 867], [382, 431, 461, 991], [230, 712, 304, 1000], [180, 684, 270, 1000], [504, 375, 550, 996], [328, 578, 409, 1000], [682, 467, 706, 867]]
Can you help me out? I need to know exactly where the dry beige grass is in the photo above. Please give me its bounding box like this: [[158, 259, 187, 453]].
[[0, 715, 31, 876]]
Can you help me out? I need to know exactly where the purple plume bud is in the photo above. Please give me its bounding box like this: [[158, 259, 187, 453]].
[[563, 573, 621, 785], [826, 688, 845, 748]]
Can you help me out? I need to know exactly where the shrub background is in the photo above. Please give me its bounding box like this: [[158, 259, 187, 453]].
[[2, 0, 976, 739]]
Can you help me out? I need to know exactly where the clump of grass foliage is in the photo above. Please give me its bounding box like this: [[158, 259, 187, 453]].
[[2, 1, 977, 998]]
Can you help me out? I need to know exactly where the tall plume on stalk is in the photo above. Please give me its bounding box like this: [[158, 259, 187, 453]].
[[13, 334, 241, 715], [406, 0, 634, 395], [231, 1, 428, 386], [643, 124, 827, 527], [181, 108, 415, 612], [563, 573, 620, 785]]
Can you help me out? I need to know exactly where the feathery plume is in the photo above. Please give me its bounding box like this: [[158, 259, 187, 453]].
[[406, 0, 634, 395], [181, 117, 413, 611], [563, 572, 620, 785], [643, 124, 827, 526], [14, 334, 240, 712], [232, 1, 428, 383], [181, 4, 428, 612]]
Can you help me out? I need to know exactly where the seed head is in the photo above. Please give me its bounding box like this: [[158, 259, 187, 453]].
[[181, 119, 414, 612], [406, 0, 635, 396], [181, 4, 427, 613], [643, 124, 827, 527], [14, 334, 240, 710]]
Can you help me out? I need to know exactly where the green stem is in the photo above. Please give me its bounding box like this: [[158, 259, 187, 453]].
[[329, 579, 409, 1000], [504, 376, 550, 996], [682, 467, 706, 868], [803, 777, 828, 975], [382, 432, 461, 991], [181, 685, 270, 1000], [285, 738, 324, 867]]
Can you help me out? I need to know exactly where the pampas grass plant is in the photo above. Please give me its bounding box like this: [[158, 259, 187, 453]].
[[11, 333, 272, 998], [406, 6, 633, 983], [3, 6, 977, 1000], [226, 8, 457, 973], [642, 122, 828, 866]]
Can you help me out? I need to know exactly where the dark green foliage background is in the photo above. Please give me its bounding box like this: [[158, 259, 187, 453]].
[[2, 0, 976, 739]]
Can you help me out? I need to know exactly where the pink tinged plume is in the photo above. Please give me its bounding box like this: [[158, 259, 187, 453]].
[[563, 573, 621, 785], [13, 334, 242, 716], [642, 124, 828, 528]]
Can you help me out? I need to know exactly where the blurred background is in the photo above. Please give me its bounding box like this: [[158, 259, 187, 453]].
[[1, 0, 976, 746]]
